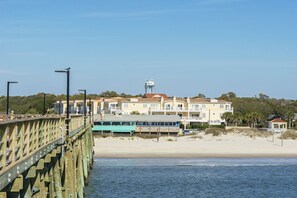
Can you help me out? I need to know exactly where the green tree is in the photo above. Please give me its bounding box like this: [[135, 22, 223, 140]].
[[219, 92, 236, 101], [99, 91, 119, 97], [232, 112, 244, 126], [245, 112, 264, 128], [285, 111, 295, 129], [259, 93, 269, 100], [26, 108, 39, 114], [221, 112, 233, 126], [192, 93, 206, 99]]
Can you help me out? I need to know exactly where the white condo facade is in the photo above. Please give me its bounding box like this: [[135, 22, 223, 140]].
[[54, 94, 233, 125]]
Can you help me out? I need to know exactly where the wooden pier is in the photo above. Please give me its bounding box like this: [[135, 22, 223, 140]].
[[0, 115, 93, 197]]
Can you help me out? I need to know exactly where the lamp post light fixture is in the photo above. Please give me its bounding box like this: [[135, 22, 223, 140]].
[[55, 67, 70, 136], [78, 89, 86, 127], [6, 81, 18, 115]]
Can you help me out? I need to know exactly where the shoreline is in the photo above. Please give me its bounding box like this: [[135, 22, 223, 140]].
[[94, 153, 297, 158]]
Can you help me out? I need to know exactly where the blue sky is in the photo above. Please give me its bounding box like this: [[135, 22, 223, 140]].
[[0, 0, 296, 99]]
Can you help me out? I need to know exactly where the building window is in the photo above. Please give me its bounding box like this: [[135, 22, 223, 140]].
[[124, 103, 128, 108], [143, 104, 147, 108], [158, 122, 165, 126], [165, 104, 171, 110], [122, 122, 130, 126], [151, 104, 157, 109], [191, 104, 199, 110], [202, 113, 206, 118], [112, 122, 121, 126], [177, 104, 183, 110], [152, 122, 158, 126], [110, 104, 117, 109], [220, 104, 224, 108], [202, 104, 206, 108], [94, 122, 102, 125]]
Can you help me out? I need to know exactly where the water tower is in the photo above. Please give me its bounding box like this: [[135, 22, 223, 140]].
[[145, 80, 155, 94]]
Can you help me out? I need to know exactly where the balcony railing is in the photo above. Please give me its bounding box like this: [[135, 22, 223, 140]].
[[150, 107, 203, 112], [181, 117, 203, 121]]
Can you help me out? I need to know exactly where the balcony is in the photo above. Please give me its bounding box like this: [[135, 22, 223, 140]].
[[181, 117, 204, 121], [150, 107, 203, 112], [225, 107, 234, 112]]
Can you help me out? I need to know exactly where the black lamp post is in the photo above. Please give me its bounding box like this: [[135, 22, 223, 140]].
[[55, 67, 70, 136], [78, 89, 86, 126], [6, 81, 18, 115], [88, 98, 93, 124], [43, 93, 46, 115]]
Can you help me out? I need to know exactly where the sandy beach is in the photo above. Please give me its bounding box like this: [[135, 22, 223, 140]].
[[93, 132, 297, 158]]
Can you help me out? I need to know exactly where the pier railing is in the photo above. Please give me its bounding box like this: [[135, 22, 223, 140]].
[[0, 114, 89, 190], [136, 126, 179, 133]]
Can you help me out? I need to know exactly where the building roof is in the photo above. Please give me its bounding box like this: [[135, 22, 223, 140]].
[[94, 114, 181, 122], [112, 97, 231, 104], [189, 98, 231, 104], [270, 118, 287, 123], [119, 98, 161, 103], [161, 97, 231, 104], [144, 93, 168, 99]]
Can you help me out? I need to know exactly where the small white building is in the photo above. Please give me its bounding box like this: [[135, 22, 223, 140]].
[[268, 118, 287, 133]]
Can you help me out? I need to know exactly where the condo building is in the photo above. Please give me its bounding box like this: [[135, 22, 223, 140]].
[[54, 93, 233, 126]]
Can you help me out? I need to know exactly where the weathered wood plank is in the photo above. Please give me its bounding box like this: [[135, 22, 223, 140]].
[[10, 175, 23, 192]]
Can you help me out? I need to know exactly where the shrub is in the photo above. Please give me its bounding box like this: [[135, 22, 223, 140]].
[[205, 128, 226, 136], [188, 135, 202, 140], [191, 123, 209, 130], [209, 125, 225, 129], [280, 130, 297, 140]]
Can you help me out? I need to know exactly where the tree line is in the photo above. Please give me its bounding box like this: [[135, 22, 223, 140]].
[[218, 92, 296, 128], [0, 91, 296, 127], [0, 91, 142, 114]]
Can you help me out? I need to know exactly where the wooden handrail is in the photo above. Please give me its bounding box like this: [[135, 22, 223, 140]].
[[0, 115, 90, 176]]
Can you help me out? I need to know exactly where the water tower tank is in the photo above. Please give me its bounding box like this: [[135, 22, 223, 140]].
[[145, 80, 155, 94]]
